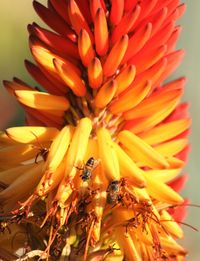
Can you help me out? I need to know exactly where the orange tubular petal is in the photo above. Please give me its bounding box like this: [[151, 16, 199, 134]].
[[143, 173, 184, 205], [94, 8, 109, 56], [124, 90, 182, 120], [29, 23, 79, 59], [26, 111, 61, 127], [176, 3, 186, 20], [110, 0, 124, 26], [124, 95, 183, 134], [132, 0, 158, 29], [148, 7, 168, 37], [25, 60, 62, 96], [75, 0, 92, 24], [38, 110, 63, 125], [134, 6, 167, 37], [111, 4, 141, 44], [25, 107, 62, 128], [25, 108, 47, 126], [128, 57, 167, 93], [15, 90, 70, 112], [163, 3, 185, 27], [152, 0, 172, 14], [50, 0, 71, 24], [99, 0, 106, 10], [118, 130, 169, 169], [139, 119, 191, 145], [30, 38, 81, 87], [164, 98, 188, 121], [78, 29, 95, 67], [167, 28, 182, 54], [124, 0, 138, 12], [173, 143, 191, 162], [94, 80, 117, 109], [54, 59, 86, 97], [159, 49, 185, 82], [164, 11, 179, 29], [155, 139, 188, 158], [124, 82, 184, 120], [103, 35, 129, 77], [129, 45, 167, 74], [142, 0, 159, 18], [146, 21, 175, 52], [68, 0, 93, 42], [115, 65, 136, 96], [167, 157, 185, 169], [90, 0, 104, 21], [135, 54, 168, 87], [88, 57, 103, 89], [12, 77, 33, 88], [166, 0, 179, 14], [122, 23, 152, 64], [33, 1, 76, 42], [31, 42, 56, 75], [110, 58, 167, 114], [110, 81, 151, 114], [3, 80, 32, 96]]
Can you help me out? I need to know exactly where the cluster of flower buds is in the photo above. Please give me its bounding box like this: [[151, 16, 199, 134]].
[[0, 0, 191, 260]]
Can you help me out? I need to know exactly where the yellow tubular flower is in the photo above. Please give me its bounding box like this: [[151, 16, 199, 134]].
[[97, 127, 120, 181], [0, 1, 192, 260], [118, 130, 169, 169]]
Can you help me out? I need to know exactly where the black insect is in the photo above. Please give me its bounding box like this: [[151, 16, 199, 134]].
[[30, 131, 49, 163], [106, 180, 121, 204], [79, 157, 96, 182], [34, 146, 49, 164]]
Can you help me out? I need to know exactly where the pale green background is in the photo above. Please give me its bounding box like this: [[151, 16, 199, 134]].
[[0, 1, 200, 259]]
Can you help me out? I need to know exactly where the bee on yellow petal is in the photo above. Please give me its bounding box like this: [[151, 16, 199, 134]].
[[106, 178, 138, 206], [106, 180, 121, 205], [78, 157, 99, 182]]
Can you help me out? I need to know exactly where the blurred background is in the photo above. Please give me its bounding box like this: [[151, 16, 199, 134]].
[[0, 0, 200, 259]]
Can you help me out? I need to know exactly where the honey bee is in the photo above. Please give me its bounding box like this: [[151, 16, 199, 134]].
[[106, 180, 121, 204], [78, 157, 98, 182], [106, 178, 134, 205], [30, 131, 49, 163]]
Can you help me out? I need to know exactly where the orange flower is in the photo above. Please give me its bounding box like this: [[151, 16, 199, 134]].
[[0, 1, 191, 260]]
